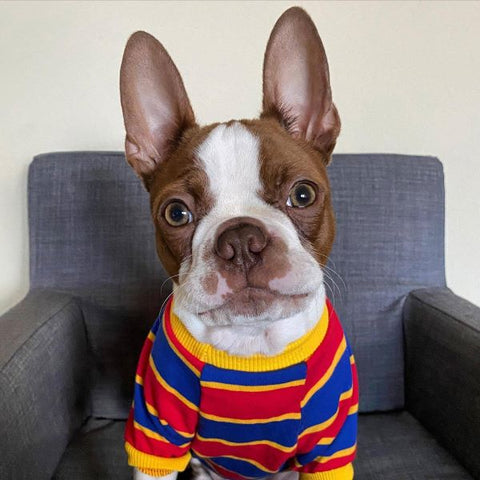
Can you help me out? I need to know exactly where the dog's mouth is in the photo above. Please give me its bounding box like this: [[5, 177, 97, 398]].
[[175, 219, 327, 328], [198, 286, 310, 323]]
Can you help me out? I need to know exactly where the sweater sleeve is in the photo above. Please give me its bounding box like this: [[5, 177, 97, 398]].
[[125, 316, 201, 476], [294, 344, 359, 480]]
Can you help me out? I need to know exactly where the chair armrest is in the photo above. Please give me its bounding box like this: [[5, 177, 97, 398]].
[[0, 289, 91, 480], [404, 287, 480, 479]]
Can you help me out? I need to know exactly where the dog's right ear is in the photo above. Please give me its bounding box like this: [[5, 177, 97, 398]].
[[120, 31, 196, 190]]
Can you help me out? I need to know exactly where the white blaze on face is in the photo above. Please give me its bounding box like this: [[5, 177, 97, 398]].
[[173, 122, 325, 326], [198, 122, 264, 216]]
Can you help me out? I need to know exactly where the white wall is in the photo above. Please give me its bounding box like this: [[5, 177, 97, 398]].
[[1, 1, 479, 314]]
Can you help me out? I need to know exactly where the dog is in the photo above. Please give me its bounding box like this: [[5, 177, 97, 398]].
[[119, 7, 358, 480]]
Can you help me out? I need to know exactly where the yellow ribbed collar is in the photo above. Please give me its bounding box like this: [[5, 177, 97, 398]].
[[169, 303, 329, 372]]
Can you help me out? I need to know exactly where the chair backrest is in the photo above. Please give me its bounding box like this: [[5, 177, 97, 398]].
[[28, 152, 445, 417]]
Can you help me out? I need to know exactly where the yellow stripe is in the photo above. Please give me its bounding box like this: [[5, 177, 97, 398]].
[[200, 378, 305, 392], [134, 376, 195, 439], [316, 444, 356, 463], [163, 315, 201, 377], [348, 403, 358, 415], [299, 463, 353, 479], [125, 442, 191, 471], [169, 302, 329, 372], [299, 407, 339, 438], [200, 410, 300, 424], [192, 450, 277, 474], [339, 386, 353, 401], [301, 337, 347, 408], [145, 401, 159, 417], [143, 401, 194, 439], [350, 354, 355, 365], [299, 387, 354, 439], [147, 331, 156, 342], [148, 355, 198, 412], [317, 436, 336, 445], [133, 420, 190, 448], [195, 434, 296, 454]]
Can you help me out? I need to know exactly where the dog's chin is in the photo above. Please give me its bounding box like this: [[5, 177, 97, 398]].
[[173, 282, 326, 356], [197, 287, 311, 327]]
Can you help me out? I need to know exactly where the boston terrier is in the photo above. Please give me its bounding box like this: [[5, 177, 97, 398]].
[[120, 7, 358, 480]]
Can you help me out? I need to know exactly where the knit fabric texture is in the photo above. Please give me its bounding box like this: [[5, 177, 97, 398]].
[[125, 297, 358, 480]]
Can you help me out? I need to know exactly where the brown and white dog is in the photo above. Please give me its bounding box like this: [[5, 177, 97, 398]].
[[120, 7, 341, 480]]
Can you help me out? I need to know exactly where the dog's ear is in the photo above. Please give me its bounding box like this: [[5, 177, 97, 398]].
[[262, 7, 340, 163], [120, 31, 196, 189]]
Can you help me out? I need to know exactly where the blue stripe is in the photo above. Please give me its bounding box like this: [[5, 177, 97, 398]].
[[201, 362, 306, 386], [296, 412, 357, 465], [197, 416, 299, 447], [300, 348, 353, 431], [150, 315, 162, 336], [208, 455, 284, 478], [146, 303, 166, 338], [132, 382, 192, 445], [150, 320, 200, 406]]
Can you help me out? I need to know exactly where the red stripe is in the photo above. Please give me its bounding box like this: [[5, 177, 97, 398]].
[[192, 439, 287, 472], [304, 303, 345, 394], [142, 360, 198, 434], [314, 403, 351, 440], [136, 336, 154, 377], [297, 396, 352, 453], [351, 361, 359, 404], [124, 408, 135, 443], [164, 298, 205, 374], [297, 451, 356, 473], [125, 414, 189, 457], [200, 385, 303, 420]]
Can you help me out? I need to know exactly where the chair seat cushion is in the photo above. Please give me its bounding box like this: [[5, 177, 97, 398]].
[[355, 411, 472, 479], [53, 411, 472, 479]]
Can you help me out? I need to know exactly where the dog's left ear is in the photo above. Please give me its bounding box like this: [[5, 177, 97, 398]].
[[262, 7, 340, 163]]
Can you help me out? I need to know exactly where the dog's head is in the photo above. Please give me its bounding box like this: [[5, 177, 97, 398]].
[[120, 7, 340, 332]]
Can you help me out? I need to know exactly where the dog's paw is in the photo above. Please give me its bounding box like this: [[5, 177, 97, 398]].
[[189, 458, 218, 480], [134, 468, 179, 480]]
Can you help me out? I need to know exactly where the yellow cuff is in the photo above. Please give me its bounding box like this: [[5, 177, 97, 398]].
[[300, 463, 354, 480], [125, 441, 191, 473]]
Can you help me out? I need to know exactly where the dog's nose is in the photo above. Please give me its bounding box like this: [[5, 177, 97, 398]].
[[215, 217, 268, 269]]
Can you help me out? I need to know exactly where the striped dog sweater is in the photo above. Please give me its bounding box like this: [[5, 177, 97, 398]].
[[125, 296, 358, 480]]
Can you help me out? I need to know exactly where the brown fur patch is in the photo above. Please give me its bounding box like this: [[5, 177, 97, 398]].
[[148, 123, 219, 277], [203, 272, 219, 296], [147, 116, 335, 287], [240, 118, 335, 265]]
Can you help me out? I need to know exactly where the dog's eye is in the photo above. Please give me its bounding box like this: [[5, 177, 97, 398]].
[[286, 182, 317, 208], [164, 201, 193, 226]]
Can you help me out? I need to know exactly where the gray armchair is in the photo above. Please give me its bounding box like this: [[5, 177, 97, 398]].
[[1, 152, 478, 480]]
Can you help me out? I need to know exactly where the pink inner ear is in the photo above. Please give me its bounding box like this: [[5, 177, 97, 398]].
[[120, 31, 196, 186], [262, 7, 340, 157]]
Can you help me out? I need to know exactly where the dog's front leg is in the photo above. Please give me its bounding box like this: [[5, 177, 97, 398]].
[[134, 468, 178, 480]]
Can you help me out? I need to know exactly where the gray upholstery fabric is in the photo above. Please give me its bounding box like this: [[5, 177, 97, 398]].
[[28, 152, 446, 417], [355, 412, 473, 479], [404, 287, 480, 479], [327, 154, 446, 412], [52, 419, 130, 480], [53, 412, 473, 480], [13, 151, 475, 478], [0, 289, 90, 480], [28, 152, 171, 418]]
